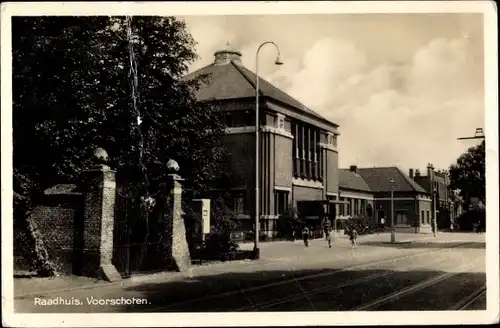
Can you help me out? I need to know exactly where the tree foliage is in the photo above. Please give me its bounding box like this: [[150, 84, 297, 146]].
[[13, 17, 234, 273], [13, 16, 227, 200], [449, 140, 485, 205]]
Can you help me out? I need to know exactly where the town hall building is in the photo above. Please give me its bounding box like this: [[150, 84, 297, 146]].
[[185, 44, 341, 236]]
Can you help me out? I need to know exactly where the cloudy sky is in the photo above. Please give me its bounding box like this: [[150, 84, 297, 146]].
[[180, 13, 484, 173]]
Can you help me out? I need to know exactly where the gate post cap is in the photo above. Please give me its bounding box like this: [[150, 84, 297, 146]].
[[92, 147, 109, 165], [166, 159, 180, 172]]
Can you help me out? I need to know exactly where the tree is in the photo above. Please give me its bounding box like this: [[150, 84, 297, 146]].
[[449, 140, 485, 206], [12, 16, 231, 273], [13, 16, 227, 201]]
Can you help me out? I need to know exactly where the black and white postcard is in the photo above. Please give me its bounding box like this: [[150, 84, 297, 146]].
[[1, 1, 498, 327]]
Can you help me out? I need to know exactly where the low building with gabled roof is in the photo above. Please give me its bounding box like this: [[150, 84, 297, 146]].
[[339, 165, 434, 234]]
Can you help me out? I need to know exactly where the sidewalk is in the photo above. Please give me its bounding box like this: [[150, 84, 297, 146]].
[[14, 231, 482, 299]]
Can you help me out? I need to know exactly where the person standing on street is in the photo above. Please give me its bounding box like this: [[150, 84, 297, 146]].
[[302, 226, 310, 247], [379, 217, 385, 234], [325, 226, 333, 248], [350, 228, 358, 248]]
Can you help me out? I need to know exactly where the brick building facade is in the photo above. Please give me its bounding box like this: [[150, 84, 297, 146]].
[[411, 163, 460, 229], [339, 166, 433, 233], [338, 166, 374, 219], [185, 44, 341, 236]]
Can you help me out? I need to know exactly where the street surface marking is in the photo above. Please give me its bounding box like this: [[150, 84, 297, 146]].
[[237, 244, 471, 311], [354, 259, 481, 311], [146, 241, 476, 312], [450, 285, 487, 310]]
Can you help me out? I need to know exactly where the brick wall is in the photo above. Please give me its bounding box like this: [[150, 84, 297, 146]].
[[418, 201, 432, 227], [29, 192, 84, 275], [325, 149, 339, 194], [221, 133, 255, 187]]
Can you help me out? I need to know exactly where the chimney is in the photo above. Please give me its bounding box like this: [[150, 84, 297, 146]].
[[415, 169, 421, 177], [427, 163, 434, 180], [409, 169, 414, 179], [349, 165, 357, 173]]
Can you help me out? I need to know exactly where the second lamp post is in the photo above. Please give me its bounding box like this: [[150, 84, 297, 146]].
[[253, 41, 283, 260]]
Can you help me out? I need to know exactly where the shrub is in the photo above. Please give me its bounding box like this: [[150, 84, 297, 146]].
[[456, 208, 485, 231]]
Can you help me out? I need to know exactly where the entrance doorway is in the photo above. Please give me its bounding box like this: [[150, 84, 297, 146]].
[[377, 210, 386, 224]]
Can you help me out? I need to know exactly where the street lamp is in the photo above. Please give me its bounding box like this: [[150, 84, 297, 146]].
[[415, 195, 419, 234], [457, 128, 485, 141], [433, 187, 438, 237], [254, 41, 283, 260], [390, 178, 396, 243]]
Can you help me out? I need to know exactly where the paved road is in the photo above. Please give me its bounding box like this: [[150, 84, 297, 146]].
[[14, 233, 486, 313]]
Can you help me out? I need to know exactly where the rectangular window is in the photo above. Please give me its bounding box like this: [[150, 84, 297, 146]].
[[244, 111, 253, 126], [292, 122, 298, 176], [225, 112, 233, 127], [426, 210, 430, 224], [396, 211, 407, 225], [421, 210, 425, 224], [234, 194, 245, 214], [274, 191, 289, 216]]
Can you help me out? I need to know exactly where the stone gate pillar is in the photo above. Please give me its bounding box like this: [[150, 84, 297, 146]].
[[81, 148, 121, 282], [162, 160, 191, 272]]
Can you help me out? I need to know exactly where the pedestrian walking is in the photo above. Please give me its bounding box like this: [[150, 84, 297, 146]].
[[349, 228, 358, 248], [378, 218, 385, 235], [302, 226, 310, 247], [325, 226, 333, 248]]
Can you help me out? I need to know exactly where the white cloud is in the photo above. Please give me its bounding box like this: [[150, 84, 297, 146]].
[[266, 37, 483, 171], [184, 20, 236, 72], [183, 16, 484, 173]]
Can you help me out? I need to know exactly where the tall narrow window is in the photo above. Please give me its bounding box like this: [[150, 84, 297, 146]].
[[293, 122, 300, 177], [366, 204, 373, 217], [426, 210, 430, 224], [225, 112, 233, 127], [244, 111, 252, 126], [234, 193, 245, 214], [312, 129, 317, 179], [421, 210, 425, 224], [304, 125, 308, 178], [274, 191, 289, 216], [307, 126, 312, 179]]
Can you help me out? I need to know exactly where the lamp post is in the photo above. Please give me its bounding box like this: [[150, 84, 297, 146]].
[[433, 187, 438, 237], [457, 128, 485, 141], [254, 41, 283, 260], [415, 195, 419, 234], [390, 178, 396, 243]]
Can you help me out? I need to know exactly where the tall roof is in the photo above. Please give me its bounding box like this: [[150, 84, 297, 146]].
[[339, 169, 372, 192], [184, 43, 337, 127], [356, 167, 428, 193]]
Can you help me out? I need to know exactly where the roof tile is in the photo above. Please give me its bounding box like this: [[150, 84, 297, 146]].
[[339, 169, 372, 192], [185, 61, 335, 125], [357, 167, 428, 193]]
